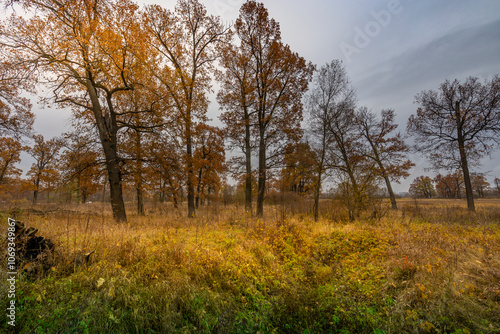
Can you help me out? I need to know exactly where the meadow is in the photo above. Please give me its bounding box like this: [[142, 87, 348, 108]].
[[1, 198, 500, 333]]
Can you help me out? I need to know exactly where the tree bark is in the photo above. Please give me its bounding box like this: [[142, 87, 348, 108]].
[[313, 120, 328, 222], [383, 174, 397, 210], [244, 111, 253, 215], [134, 130, 145, 216], [32, 176, 40, 205], [256, 132, 266, 217], [136, 187, 144, 216], [455, 102, 475, 212], [32, 190, 38, 205], [87, 83, 127, 222], [186, 118, 195, 218], [313, 169, 322, 222]]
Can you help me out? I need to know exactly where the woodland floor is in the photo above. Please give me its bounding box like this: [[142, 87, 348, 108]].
[[1, 198, 500, 333]]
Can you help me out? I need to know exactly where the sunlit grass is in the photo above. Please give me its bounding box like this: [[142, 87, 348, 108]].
[[1, 199, 499, 333]]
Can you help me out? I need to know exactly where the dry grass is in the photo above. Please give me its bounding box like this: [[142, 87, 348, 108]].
[[1, 198, 499, 333]]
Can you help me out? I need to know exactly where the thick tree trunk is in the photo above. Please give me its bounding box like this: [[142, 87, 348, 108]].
[[455, 102, 475, 213], [256, 133, 266, 217], [105, 156, 127, 222], [88, 83, 127, 222]]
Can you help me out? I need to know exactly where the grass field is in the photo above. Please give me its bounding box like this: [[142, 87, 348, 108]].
[[1, 198, 500, 333]]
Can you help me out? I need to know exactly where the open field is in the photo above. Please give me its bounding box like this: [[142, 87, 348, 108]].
[[1, 199, 500, 333]]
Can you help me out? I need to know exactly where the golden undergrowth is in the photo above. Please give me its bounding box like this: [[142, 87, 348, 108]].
[[1, 199, 499, 333]]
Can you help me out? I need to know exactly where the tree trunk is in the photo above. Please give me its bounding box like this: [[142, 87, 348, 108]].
[[383, 174, 397, 210], [455, 102, 475, 213], [256, 132, 266, 217], [313, 169, 322, 222], [159, 179, 165, 203], [32, 176, 40, 205], [196, 168, 202, 209], [81, 190, 87, 204], [88, 83, 127, 222], [349, 177, 360, 221], [106, 157, 127, 222], [32, 190, 38, 205], [102, 183, 106, 202], [134, 127, 145, 216], [186, 118, 195, 218], [136, 187, 144, 216], [172, 192, 179, 209], [244, 114, 252, 215]]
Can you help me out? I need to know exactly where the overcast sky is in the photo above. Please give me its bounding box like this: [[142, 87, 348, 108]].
[[14, 0, 500, 192]]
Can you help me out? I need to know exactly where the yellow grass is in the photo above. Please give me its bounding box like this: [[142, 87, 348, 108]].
[[1, 198, 499, 333]]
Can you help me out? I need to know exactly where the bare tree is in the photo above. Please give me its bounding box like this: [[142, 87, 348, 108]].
[[408, 76, 500, 212], [356, 108, 414, 210], [326, 102, 374, 220], [306, 60, 352, 221]]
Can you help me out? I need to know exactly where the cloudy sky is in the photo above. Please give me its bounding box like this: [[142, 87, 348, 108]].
[[13, 0, 500, 192]]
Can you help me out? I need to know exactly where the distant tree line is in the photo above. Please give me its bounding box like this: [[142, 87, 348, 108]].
[[409, 172, 495, 199]]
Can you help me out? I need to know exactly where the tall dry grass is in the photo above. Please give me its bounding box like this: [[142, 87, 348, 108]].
[[1, 198, 499, 333]]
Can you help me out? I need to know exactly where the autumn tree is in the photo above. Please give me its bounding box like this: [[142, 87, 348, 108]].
[[356, 108, 414, 210], [0, 58, 34, 138], [494, 177, 500, 194], [0, 55, 34, 194], [117, 86, 169, 215], [409, 176, 436, 199], [59, 131, 102, 203], [434, 172, 464, 199], [192, 124, 225, 208], [470, 173, 489, 198], [233, 0, 314, 217], [1, 0, 151, 221], [280, 141, 316, 195], [0, 136, 23, 187], [306, 60, 354, 221], [147, 132, 184, 208], [217, 41, 256, 215], [143, 0, 230, 217], [434, 173, 455, 198], [26, 134, 63, 204], [408, 76, 500, 212]]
